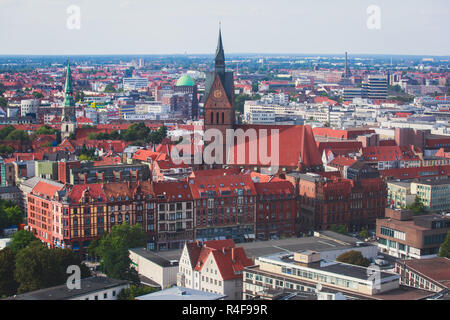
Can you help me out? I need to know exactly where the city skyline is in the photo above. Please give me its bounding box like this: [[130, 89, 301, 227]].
[[1, 0, 449, 56]]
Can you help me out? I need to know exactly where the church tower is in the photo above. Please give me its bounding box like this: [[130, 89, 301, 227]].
[[61, 60, 76, 139], [203, 26, 235, 138]]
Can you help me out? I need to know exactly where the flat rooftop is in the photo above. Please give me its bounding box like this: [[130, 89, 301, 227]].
[[264, 253, 397, 281], [136, 232, 373, 263], [6, 277, 129, 300], [130, 248, 179, 267], [246, 265, 432, 300], [136, 286, 226, 300]]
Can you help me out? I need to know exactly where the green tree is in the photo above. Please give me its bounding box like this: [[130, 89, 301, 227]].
[[407, 196, 426, 215], [251, 81, 259, 93], [0, 125, 15, 140], [35, 125, 56, 135], [0, 145, 14, 154], [93, 224, 145, 283], [0, 247, 19, 297], [5, 130, 30, 142], [14, 241, 61, 293], [330, 224, 348, 236], [9, 230, 37, 254], [104, 84, 116, 93], [118, 284, 157, 300], [336, 250, 371, 268], [437, 231, 450, 258], [32, 92, 44, 99], [14, 241, 90, 294], [0, 96, 7, 108], [0, 202, 24, 234], [359, 228, 369, 239]]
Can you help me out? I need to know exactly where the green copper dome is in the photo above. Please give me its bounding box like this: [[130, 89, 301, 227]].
[[176, 74, 195, 87]]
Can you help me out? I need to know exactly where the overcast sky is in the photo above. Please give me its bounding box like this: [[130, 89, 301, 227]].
[[1, 0, 449, 56]]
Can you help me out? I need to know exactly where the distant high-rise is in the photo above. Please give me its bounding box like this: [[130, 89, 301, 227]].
[[364, 75, 388, 100]]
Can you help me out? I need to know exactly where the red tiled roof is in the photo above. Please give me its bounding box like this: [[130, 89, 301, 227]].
[[361, 146, 420, 162], [188, 240, 253, 281], [381, 165, 450, 180], [231, 125, 322, 169], [33, 181, 64, 198], [188, 174, 256, 199], [189, 168, 241, 178], [254, 180, 294, 196], [68, 184, 106, 203], [153, 181, 192, 202], [329, 156, 358, 167]]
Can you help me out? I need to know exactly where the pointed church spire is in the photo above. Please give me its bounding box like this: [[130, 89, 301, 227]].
[[64, 58, 73, 96], [63, 59, 74, 108], [62, 58, 75, 122], [215, 23, 225, 74]]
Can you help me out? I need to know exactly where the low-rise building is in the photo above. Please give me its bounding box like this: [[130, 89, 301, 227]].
[[243, 250, 402, 300], [395, 257, 450, 293], [7, 276, 129, 300], [177, 239, 253, 300], [129, 248, 179, 289], [136, 286, 226, 300]]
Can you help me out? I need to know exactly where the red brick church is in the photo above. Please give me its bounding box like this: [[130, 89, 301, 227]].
[[202, 27, 323, 174]]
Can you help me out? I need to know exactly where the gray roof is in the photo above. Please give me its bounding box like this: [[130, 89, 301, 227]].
[[134, 232, 373, 264], [0, 186, 21, 193], [130, 248, 179, 268], [20, 176, 64, 189], [136, 286, 226, 300], [6, 277, 129, 300]]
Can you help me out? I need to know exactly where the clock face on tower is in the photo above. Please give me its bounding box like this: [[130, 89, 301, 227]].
[[213, 89, 223, 99]]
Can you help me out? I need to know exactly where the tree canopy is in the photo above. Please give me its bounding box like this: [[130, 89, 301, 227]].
[[407, 196, 427, 215], [13, 241, 90, 294], [0, 200, 23, 236], [89, 224, 145, 283], [336, 250, 371, 268], [0, 248, 18, 297], [438, 231, 450, 259], [88, 124, 167, 145], [359, 228, 369, 239], [330, 224, 348, 236], [118, 284, 157, 300], [8, 230, 37, 254], [35, 125, 57, 135]]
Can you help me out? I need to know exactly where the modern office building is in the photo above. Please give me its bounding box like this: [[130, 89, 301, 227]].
[[123, 77, 149, 91], [20, 99, 40, 117], [376, 208, 450, 259], [243, 250, 403, 300], [411, 178, 450, 212], [363, 75, 388, 100]]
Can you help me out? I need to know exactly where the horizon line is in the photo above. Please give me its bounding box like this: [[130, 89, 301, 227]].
[[0, 53, 449, 58]]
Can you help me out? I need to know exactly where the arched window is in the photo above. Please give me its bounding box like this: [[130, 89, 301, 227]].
[[216, 112, 219, 124], [222, 112, 224, 124], [210, 112, 213, 123]]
